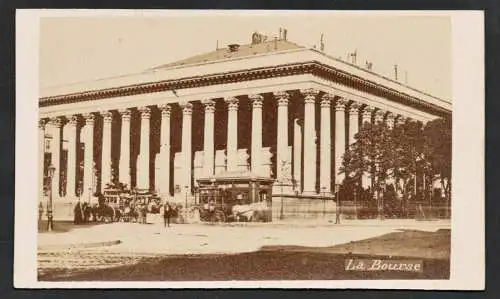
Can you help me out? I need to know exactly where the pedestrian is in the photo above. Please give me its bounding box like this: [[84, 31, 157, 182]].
[[163, 202, 171, 228], [74, 200, 82, 225]]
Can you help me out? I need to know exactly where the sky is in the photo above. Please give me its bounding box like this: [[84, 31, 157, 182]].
[[39, 12, 451, 100]]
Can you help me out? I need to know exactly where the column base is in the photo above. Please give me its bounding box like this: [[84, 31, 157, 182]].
[[301, 190, 319, 196], [272, 182, 295, 196]]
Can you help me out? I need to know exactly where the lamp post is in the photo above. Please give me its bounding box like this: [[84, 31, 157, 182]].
[[184, 185, 188, 209], [321, 186, 326, 216], [46, 164, 56, 232], [279, 179, 284, 220], [210, 177, 216, 204], [279, 160, 286, 221], [379, 181, 386, 220], [335, 183, 341, 224]]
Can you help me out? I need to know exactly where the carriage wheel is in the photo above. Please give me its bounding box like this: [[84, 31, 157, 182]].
[[97, 215, 105, 223], [211, 210, 226, 223]]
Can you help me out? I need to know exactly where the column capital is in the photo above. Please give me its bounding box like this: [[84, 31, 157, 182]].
[[201, 99, 216, 113], [273, 91, 290, 106], [179, 101, 193, 115], [396, 115, 407, 125], [83, 113, 96, 125], [101, 110, 114, 123], [249, 94, 264, 108], [118, 108, 132, 120], [300, 88, 320, 104], [348, 101, 362, 114], [374, 109, 386, 123], [68, 114, 80, 126], [320, 93, 334, 108], [362, 106, 374, 117], [158, 104, 172, 117], [49, 117, 64, 128], [385, 112, 395, 128], [225, 97, 239, 111], [138, 106, 152, 119], [334, 98, 348, 111], [38, 118, 48, 129]]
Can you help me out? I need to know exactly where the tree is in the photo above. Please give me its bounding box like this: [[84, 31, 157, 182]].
[[423, 117, 452, 203], [341, 115, 452, 218]]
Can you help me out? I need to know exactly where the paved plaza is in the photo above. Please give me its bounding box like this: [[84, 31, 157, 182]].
[[38, 219, 450, 279]]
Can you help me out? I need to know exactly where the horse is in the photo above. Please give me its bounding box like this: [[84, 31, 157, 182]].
[[122, 205, 139, 222], [231, 204, 256, 222], [81, 202, 93, 223]]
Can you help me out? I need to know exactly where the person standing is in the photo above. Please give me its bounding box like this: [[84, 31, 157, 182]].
[[74, 200, 82, 225], [163, 202, 171, 228]]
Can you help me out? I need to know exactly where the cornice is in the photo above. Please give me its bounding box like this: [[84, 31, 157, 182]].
[[39, 61, 451, 117]]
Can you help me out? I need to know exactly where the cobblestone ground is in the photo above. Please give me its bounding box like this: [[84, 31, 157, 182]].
[[38, 249, 163, 279]]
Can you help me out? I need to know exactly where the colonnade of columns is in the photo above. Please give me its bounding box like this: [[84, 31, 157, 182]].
[[38, 88, 407, 202]]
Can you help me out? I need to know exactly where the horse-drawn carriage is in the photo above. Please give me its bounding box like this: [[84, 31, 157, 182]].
[[192, 173, 274, 223], [79, 185, 158, 224]]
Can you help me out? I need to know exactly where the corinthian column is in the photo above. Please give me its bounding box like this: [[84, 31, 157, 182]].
[[100, 111, 113, 191], [119, 109, 131, 188], [361, 106, 373, 189], [180, 101, 193, 192], [374, 109, 385, 124], [225, 97, 239, 172], [39, 119, 47, 202], [373, 109, 386, 193], [249, 94, 264, 175], [362, 106, 374, 126], [66, 115, 79, 197], [320, 94, 333, 193], [300, 88, 319, 194], [202, 99, 215, 177], [158, 104, 171, 197], [274, 91, 290, 180], [385, 112, 395, 130], [83, 113, 95, 201], [334, 98, 348, 184], [137, 107, 151, 190], [50, 117, 63, 199], [348, 102, 361, 147]]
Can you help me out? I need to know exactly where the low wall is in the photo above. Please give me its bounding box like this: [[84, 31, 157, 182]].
[[271, 196, 338, 221]]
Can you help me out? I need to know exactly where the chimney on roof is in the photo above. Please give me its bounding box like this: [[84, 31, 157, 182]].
[[279, 28, 283, 40], [349, 50, 357, 64], [320, 34, 325, 51], [394, 64, 399, 81], [283, 29, 288, 41], [365, 60, 373, 70]]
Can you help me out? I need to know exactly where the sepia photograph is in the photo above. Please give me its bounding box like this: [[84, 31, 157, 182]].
[[14, 9, 484, 289]]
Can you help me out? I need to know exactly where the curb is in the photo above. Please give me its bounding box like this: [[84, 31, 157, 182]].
[[38, 239, 122, 251]]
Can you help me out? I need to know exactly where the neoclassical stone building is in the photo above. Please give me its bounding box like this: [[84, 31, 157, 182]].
[[38, 32, 452, 204]]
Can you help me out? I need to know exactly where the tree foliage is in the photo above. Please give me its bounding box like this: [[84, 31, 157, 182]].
[[340, 117, 452, 203]]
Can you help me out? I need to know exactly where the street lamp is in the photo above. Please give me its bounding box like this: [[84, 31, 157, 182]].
[[335, 183, 341, 224], [46, 164, 56, 232], [184, 185, 188, 208], [279, 179, 284, 220], [321, 186, 327, 216], [379, 181, 386, 220]]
